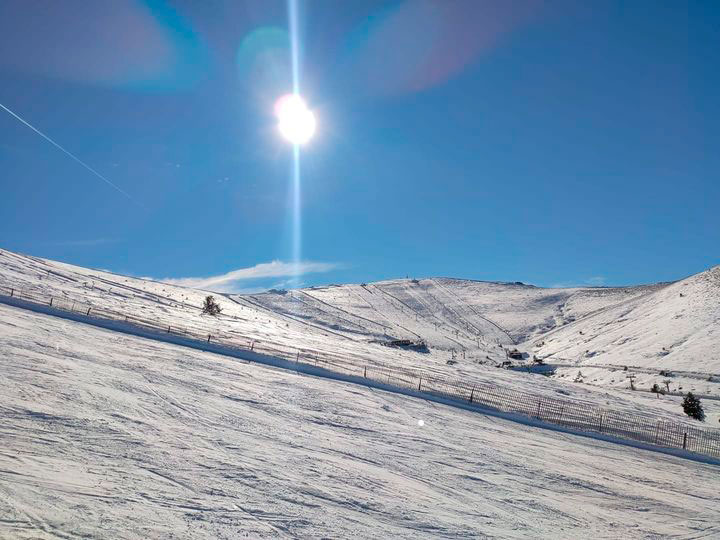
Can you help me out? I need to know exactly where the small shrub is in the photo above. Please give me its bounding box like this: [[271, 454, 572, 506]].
[[202, 295, 222, 316], [682, 392, 705, 422]]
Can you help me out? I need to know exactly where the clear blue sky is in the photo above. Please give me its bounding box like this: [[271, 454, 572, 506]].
[[1, 1, 718, 292]]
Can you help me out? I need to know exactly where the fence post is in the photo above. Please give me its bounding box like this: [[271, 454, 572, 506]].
[[558, 405, 565, 424], [418, 377, 422, 391], [86, 307, 91, 316], [598, 413, 604, 433], [683, 432, 688, 450], [250, 341, 254, 351], [167, 326, 171, 333], [469, 386, 475, 404], [536, 400, 542, 420], [654, 422, 660, 445], [363, 366, 367, 378], [49, 297, 53, 306], [71, 302, 75, 311], [10, 288, 13, 297], [296, 350, 300, 362], [207, 334, 211, 343]]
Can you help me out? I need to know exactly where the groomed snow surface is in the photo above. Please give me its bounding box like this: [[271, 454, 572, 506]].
[[1, 248, 720, 538], [1, 248, 718, 426], [2, 304, 720, 539]]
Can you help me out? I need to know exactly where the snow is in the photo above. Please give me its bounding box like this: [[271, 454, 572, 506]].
[[531, 266, 720, 372], [1, 247, 720, 536], [2, 303, 720, 538], [1, 248, 718, 426]]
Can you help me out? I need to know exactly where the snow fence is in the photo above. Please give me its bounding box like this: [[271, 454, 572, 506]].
[[2, 284, 719, 461]]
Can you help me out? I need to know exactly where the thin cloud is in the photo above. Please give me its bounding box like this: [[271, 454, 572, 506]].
[[224, 286, 270, 295], [160, 260, 340, 293]]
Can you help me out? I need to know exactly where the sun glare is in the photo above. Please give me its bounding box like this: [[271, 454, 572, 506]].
[[275, 94, 316, 145]]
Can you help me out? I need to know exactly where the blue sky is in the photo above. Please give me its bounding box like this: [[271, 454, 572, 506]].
[[1, 0, 718, 293]]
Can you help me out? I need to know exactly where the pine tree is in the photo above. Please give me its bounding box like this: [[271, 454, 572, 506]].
[[682, 392, 705, 421], [202, 295, 222, 316]]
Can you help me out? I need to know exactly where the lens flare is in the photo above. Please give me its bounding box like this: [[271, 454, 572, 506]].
[[275, 94, 316, 145]]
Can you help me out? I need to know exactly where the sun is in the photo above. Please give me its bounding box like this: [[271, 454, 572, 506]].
[[275, 94, 316, 145]]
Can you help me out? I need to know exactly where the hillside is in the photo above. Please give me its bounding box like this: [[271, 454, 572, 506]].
[[530, 266, 720, 370], [244, 271, 720, 406], [3, 248, 719, 421], [1, 248, 718, 422], [527, 266, 720, 401], [249, 277, 664, 350], [3, 301, 720, 538], [2, 247, 720, 536]]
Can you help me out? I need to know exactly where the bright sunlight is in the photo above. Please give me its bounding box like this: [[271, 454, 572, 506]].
[[275, 94, 316, 145]]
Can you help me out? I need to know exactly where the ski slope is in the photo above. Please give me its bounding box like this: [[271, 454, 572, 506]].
[[1, 248, 717, 425], [246, 271, 720, 419], [2, 248, 720, 422], [2, 302, 720, 538], [530, 266, 720, 370]]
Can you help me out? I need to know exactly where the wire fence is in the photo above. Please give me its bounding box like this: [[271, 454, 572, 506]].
[[2, 284, 719, 460]]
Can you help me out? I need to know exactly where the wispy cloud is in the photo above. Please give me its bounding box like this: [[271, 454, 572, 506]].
[[160, 260, 340, 293]]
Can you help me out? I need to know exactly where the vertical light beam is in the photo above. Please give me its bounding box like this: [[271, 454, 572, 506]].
[[289, 0, 300, 96], [292, 144, 301, 274], [288, 0, 302, 279]]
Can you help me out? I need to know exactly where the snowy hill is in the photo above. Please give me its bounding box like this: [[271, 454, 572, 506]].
[[245, 272, 719, 401], [1, 247, 718, 422], [248, 277, 664, 350], [530, 265, 720, 371], [523, 266, 720, 400], [3, 291, 720, 538]]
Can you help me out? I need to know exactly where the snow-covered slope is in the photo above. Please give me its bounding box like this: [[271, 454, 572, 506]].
[[2, 302, 720, 538], [1, 247, 718, 421], [257, 277, 662, 349], [245, 273, 718, 384], [531, 266, 720, 372]]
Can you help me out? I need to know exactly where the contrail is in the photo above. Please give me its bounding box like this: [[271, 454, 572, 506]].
[[0, 101, 133, 201]]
